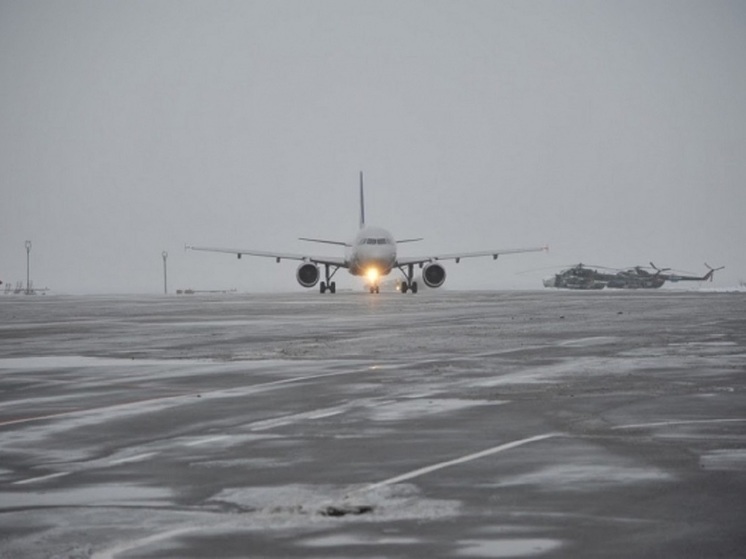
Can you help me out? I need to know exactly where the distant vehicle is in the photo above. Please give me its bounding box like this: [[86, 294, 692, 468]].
[[544, 263, 723, 290], [188, 173, 547, 294]]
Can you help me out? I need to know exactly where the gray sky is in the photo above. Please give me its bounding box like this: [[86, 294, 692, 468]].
[[1, 1, 745, 293]]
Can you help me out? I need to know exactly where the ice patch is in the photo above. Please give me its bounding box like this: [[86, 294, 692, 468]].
[[0, 484, 172, 510], [495, 464, 672, 490], [558, 336, 618, 347], [700, 449, 746, 471], [190, 458, 285, 469], [457, 538, 562, 557], [369, 398, 500, 421], [0, 355, 214, 370], [249, 405, 350, 431], [300, 533, 421, 547], [207, 483, 459, 522]]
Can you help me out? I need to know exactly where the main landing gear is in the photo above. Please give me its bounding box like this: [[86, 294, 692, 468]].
[[319, 264, 339, 294], [400, 281, 418, 294], [398, 263, 418, 294], [369, 285, 380, 294], [320, 281, 336, 294]]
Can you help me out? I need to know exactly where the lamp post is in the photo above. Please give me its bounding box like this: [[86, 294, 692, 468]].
[[25, 241, 32, 295], [162, 251, 168, 294]]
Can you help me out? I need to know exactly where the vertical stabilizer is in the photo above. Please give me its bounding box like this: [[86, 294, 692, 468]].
[[359, 171, 365, 229]]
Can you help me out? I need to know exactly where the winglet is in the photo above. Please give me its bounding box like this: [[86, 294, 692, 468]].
[[359, 171, 365, 229]]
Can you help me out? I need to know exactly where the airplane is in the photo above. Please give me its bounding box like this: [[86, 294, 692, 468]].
[[186, 173, 548, 294]]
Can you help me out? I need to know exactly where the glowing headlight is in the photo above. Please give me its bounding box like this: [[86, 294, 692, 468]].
[[366, 268, 379, 283]]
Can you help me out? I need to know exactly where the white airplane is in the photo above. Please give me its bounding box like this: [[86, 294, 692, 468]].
[[187, 173, 547, 294]]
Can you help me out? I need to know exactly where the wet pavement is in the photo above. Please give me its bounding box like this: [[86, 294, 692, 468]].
[[0, 290, 744, 558]]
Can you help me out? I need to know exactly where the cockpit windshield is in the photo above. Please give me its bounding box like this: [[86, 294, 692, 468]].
[[361, 238, 390, 245]]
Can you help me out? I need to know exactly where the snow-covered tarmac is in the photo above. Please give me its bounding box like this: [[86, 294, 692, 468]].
[[0, 291, 744, 558]]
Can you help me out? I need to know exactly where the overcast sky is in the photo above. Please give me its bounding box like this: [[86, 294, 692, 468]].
[[1, 1, 744, 293]]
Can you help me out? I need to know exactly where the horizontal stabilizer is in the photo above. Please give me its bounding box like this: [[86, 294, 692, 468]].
[[298, 237, 351, 247]]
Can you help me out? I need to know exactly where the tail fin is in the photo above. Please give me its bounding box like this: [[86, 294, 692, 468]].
[[359, 171, 365, 229]]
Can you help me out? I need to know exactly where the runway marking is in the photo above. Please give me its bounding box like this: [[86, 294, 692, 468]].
[[13, 471, 70, 485], [613, 419, 746, 430], [359, 433, 559, 493]]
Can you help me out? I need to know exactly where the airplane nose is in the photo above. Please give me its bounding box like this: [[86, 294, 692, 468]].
[[371, 258, 392, 269], [360, 250, 393, 269]]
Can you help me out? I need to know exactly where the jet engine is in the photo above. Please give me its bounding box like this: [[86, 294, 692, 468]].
[[296, 263, 320, 288], [422, 263, 446, 288]]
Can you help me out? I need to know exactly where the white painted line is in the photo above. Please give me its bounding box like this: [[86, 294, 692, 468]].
[[613, 419, 746, 430], [108, 452, 158, 465], [359, 433, 559, 493], [13, 471, 70, 485]]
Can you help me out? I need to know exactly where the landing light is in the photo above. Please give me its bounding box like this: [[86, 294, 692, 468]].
[[366, 268, 379, 283]]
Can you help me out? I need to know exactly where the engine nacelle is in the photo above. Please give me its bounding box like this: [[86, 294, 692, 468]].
[[296, 263, 320, 288], [422, 263, 446, 288]]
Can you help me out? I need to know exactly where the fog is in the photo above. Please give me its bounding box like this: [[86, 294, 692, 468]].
[[1, 1, 744, 293]]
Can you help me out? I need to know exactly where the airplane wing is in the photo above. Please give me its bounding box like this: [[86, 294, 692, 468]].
[[397, 245, 548, 267], [185, 245, 347, 268]]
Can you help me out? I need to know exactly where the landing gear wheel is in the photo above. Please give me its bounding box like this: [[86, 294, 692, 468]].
[[401, 283, 409, 294], [375, 286, 380, 294], [330, 282, 336, 294], [411, 281, 418, 294], [320, 282, 327, 294]]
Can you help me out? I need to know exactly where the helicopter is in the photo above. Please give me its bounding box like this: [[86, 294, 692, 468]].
[[542, 263, 606, 289], [543, 263, 724, 290]]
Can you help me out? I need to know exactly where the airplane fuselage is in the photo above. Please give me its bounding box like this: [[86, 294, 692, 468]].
[[346, 225, 397, 279]]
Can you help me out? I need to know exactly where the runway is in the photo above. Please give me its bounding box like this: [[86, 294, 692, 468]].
[[1, 290, 744, 558]]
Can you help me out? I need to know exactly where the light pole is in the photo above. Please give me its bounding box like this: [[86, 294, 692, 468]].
[[162, 251, 168, 294], [25, 240, 32, 295]]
